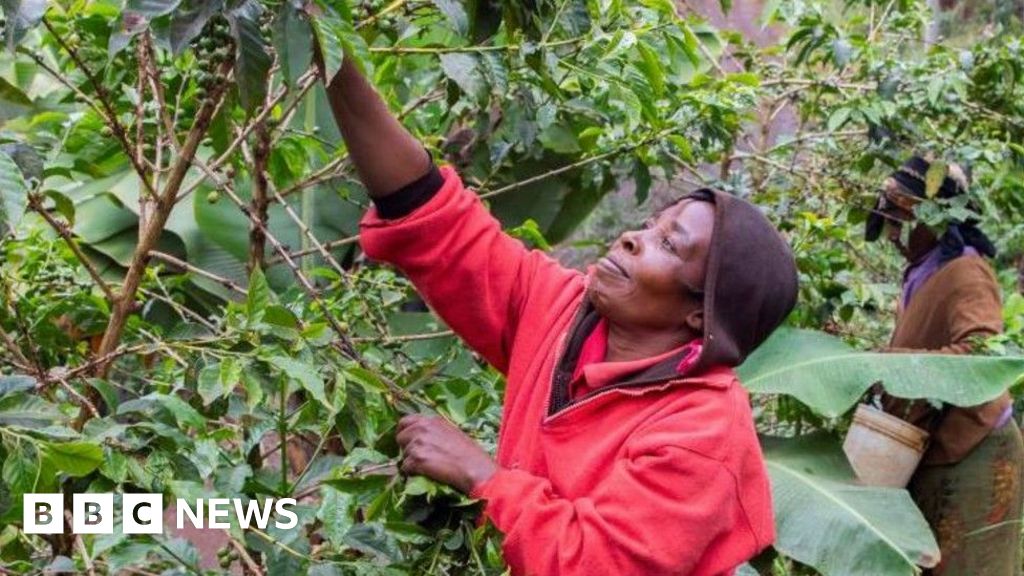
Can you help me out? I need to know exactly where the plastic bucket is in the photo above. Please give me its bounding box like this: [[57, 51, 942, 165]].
[[842, 404, 930, 488]]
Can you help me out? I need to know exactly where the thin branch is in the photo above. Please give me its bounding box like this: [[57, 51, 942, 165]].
[[352, 330, 455, 343], [266, 235, 359, 265], [149, 251, 248, 296], [228, 535, 264, 576], [83, 59, 236, 426], [269, 185, 346, 277], [139, 288, 219, 332], [41, 18, 159, 201], [369, 36, 586, 55], [479, 130, 674, 199], [27, 195, 117, 302]]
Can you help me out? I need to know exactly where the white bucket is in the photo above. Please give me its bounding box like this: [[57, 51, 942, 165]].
[[842, 404, 930, 488]]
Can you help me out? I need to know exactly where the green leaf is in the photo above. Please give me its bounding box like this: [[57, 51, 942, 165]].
[[636, 42, 665, 97], [738, 328, 1024, 417], [1, 0, 47, 50], [633, 158, 652, 205], [719, 0, 732, 14], [273, 0, 313, 87], [431, 0, 469, 34], [197, 363, 229, 406], [40, 441, 104, 477], [0, 78, 32, 124], [924, 160, 947, 199], [0, 149, 29, 234], [439, 53, 486, 100], [639, 0, 677, 16], [317, 486, 354, 545], [2, 445, 38, 493], [167, 0, 224, 55], [764, 434, 939, 575], [827, 107, 852, 131], [228, 0, 273, 114], [311, 3, 370, 83], [247, 267, 271, 323], [157, 393, 206, 430], [0, 374, 36, 397], [265, 355, 330, 409], [125, 0, 182, 17], [507, 218, 551, 251], [726, 72, 760, 87], [0, 394, 62, 427]]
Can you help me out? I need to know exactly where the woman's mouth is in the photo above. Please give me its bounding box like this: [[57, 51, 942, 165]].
[[598, 257, 628, 278]]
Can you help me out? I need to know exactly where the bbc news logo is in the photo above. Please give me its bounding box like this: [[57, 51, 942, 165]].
[[23, 494, 298, 534]]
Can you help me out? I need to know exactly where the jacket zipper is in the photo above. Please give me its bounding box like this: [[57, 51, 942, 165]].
[[544, 377, 679, 424], [541, 330, 570, 420]]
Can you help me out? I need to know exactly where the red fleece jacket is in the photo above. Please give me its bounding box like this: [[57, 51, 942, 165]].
[[360, 167, 774, 576]]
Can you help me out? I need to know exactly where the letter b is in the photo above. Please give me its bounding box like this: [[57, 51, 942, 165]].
[[23, 494, 63, 534], [72, 494, 113, 534]]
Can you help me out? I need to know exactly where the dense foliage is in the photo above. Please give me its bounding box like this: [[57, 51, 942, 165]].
[[0, 0, 1022, 574]]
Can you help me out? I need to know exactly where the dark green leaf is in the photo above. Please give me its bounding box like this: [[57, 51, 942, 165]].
[[439, 53, 486, 100], [273, 0, 313, 87], [167, 0, 224, 55], [126, 0, 182, 17], [431, 0, 469, 34], [634, 158, 652, 205], [228, 0, 273, 114]]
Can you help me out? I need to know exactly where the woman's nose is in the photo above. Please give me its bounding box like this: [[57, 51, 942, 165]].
[[618, 230, 641, 255]]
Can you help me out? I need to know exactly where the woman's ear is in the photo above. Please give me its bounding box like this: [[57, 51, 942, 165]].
[[684, 307, 704, 335]]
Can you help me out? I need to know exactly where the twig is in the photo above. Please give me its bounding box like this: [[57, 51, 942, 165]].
[[277, 156, 348, 198], [267, 235, 360, 264], [369, 36, 586, 55], [42, 18, 159, 201], [269, 185, 347, 278], [149, 250, 248, 296], [83, 60, 236, 428], [64, 510, 96, 576], [27, 194, 117, 302], [352, 330, 454, 343], [140, 288, 219, 332], [228, 534, 264, 576], [479, 130, 673, 199]]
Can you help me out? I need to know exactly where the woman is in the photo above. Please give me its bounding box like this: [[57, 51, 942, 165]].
[[865, 155, 1024, 575], [322, 53, 798, 575]]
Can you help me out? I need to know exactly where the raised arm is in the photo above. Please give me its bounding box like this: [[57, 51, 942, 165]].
[[322, 57, 430, 197], [319, 51, 580, 374]]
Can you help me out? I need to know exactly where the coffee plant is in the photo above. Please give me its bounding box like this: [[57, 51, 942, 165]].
[[0, 0, 1022, 574]]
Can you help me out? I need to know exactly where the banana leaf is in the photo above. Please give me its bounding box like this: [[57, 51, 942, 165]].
[[763, 433, 940, 576], [738, 328, 1024, 417]]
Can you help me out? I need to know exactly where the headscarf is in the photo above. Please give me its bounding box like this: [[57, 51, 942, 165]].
[[864, 155, 997, 262]]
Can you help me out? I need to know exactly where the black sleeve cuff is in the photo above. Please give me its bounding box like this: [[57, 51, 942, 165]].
[[372, 163, 444, 219]]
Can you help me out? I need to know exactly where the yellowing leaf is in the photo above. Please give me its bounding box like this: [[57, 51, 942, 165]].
[[924, 160, 947, 198]]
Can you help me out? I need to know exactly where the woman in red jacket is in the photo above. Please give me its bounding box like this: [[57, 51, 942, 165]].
[[324, 55, 798, 575]]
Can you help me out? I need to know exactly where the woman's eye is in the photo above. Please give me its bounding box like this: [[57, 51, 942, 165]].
[[661, 237, 674, 251]]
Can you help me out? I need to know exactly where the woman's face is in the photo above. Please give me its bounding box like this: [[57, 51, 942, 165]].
[[880, 177, 937, 262], [587, 199, 715, 337]]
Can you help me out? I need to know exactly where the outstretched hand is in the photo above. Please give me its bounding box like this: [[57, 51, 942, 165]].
[[396, 414, 497, 494]]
